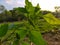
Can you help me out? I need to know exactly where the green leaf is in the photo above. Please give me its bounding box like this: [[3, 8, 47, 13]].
[[28, 18, 35, 27], [22, 42, 30, 45], [25, 0, 34, 14], [43, 13, 60, 25], [16, 29, 27, 41], [35, 4, 40, 12], [29, 30, 47, 45], [0, 23, 8, 37], [9, 23, 24, 30]]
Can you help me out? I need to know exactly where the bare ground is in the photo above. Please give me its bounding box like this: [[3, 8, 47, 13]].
[[43, 32, 60, 45]]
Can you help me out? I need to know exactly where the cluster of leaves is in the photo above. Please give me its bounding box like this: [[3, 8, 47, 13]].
[[0, 0, 60, 45]]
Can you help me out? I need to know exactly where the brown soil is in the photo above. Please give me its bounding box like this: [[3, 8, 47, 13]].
[[43, 32, 60, 45]]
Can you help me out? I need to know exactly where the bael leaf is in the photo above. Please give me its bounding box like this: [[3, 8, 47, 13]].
[[43, 13, 60, 25], [0, 23, 8, 37], [29, 30, 47, 45]]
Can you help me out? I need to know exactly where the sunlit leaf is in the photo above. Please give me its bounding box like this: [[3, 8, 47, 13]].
[[43, 13, 60, 25]]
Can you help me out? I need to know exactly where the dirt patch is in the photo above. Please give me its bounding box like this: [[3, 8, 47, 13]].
[[43, 32, 60, 45]]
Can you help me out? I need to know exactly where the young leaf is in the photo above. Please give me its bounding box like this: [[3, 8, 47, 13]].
[[25, 0, 34, 14], [35, 4, 40, 12], [0, 23, 8, 37], [29, 30, 47, 45]]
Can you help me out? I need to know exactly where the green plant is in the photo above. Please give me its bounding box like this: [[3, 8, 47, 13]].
[[0, 0, 60, 45]]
